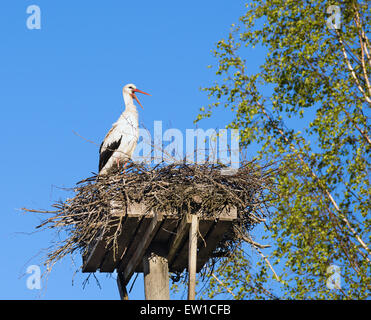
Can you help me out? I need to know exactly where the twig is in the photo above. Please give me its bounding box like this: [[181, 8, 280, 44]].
[[211, 273, 236, 298]]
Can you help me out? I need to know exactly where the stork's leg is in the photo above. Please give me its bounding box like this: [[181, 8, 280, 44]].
[[123, 161, 128, 173], [116, 158, 120, 169]]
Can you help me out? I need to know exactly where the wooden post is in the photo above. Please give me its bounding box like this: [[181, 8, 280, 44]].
[[143, 244, 170, 300], [117, 271, 129, 300], [188, 214, 198, 300]]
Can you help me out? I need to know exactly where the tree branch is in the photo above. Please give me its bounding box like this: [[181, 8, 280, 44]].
[[335, 30, 371, 105], [258, 106, 371, 260]]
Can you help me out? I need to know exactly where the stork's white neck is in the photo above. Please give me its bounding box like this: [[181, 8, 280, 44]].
[[123, 92, 138, 112]]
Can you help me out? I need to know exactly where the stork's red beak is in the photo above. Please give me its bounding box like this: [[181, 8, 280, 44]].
[[132, 88, 151, 109]]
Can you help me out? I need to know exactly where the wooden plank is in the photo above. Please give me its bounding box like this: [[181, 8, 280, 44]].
[[82, 234, 105, 272], [197, 218, 215, 249], [218, 206, 238, 221], [111, 201, 147, 217], [167, 213, 192, 266], [99, 216, 139, 272], [170, 217, 214, 272], [82, 201, 146, 273], [118, 215, 153, 269], [134, 216, 177, 273], [196, 220, 232, 272], [82, 220, 120, 272], [119, 212, 163, 285], [188, 214, 198, 300], [169, 208, 236, 272], [193, 207, 237, 272], [100, 202, 150, 272], [153, 216, 179, 243]]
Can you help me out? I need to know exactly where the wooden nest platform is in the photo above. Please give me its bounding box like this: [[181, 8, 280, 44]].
[[24, 161, 274, 291], [82, 202, 237, 282]]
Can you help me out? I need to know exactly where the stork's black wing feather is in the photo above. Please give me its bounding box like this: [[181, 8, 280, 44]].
[[99, 137, 122, 172]]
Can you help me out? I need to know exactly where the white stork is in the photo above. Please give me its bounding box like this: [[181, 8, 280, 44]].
[[98, 83, 150, 175]]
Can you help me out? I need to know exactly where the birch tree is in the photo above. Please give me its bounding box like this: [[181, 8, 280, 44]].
[[196, 0, 370, 299]]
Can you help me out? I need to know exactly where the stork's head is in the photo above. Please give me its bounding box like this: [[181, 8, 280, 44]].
[[123, 83, 150, 109]]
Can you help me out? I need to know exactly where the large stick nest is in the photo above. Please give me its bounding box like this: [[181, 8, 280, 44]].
[[24, 160, 275, 274]]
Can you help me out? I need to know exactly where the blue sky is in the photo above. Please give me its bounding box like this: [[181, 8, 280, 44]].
[[0, 0, 261, 300]]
